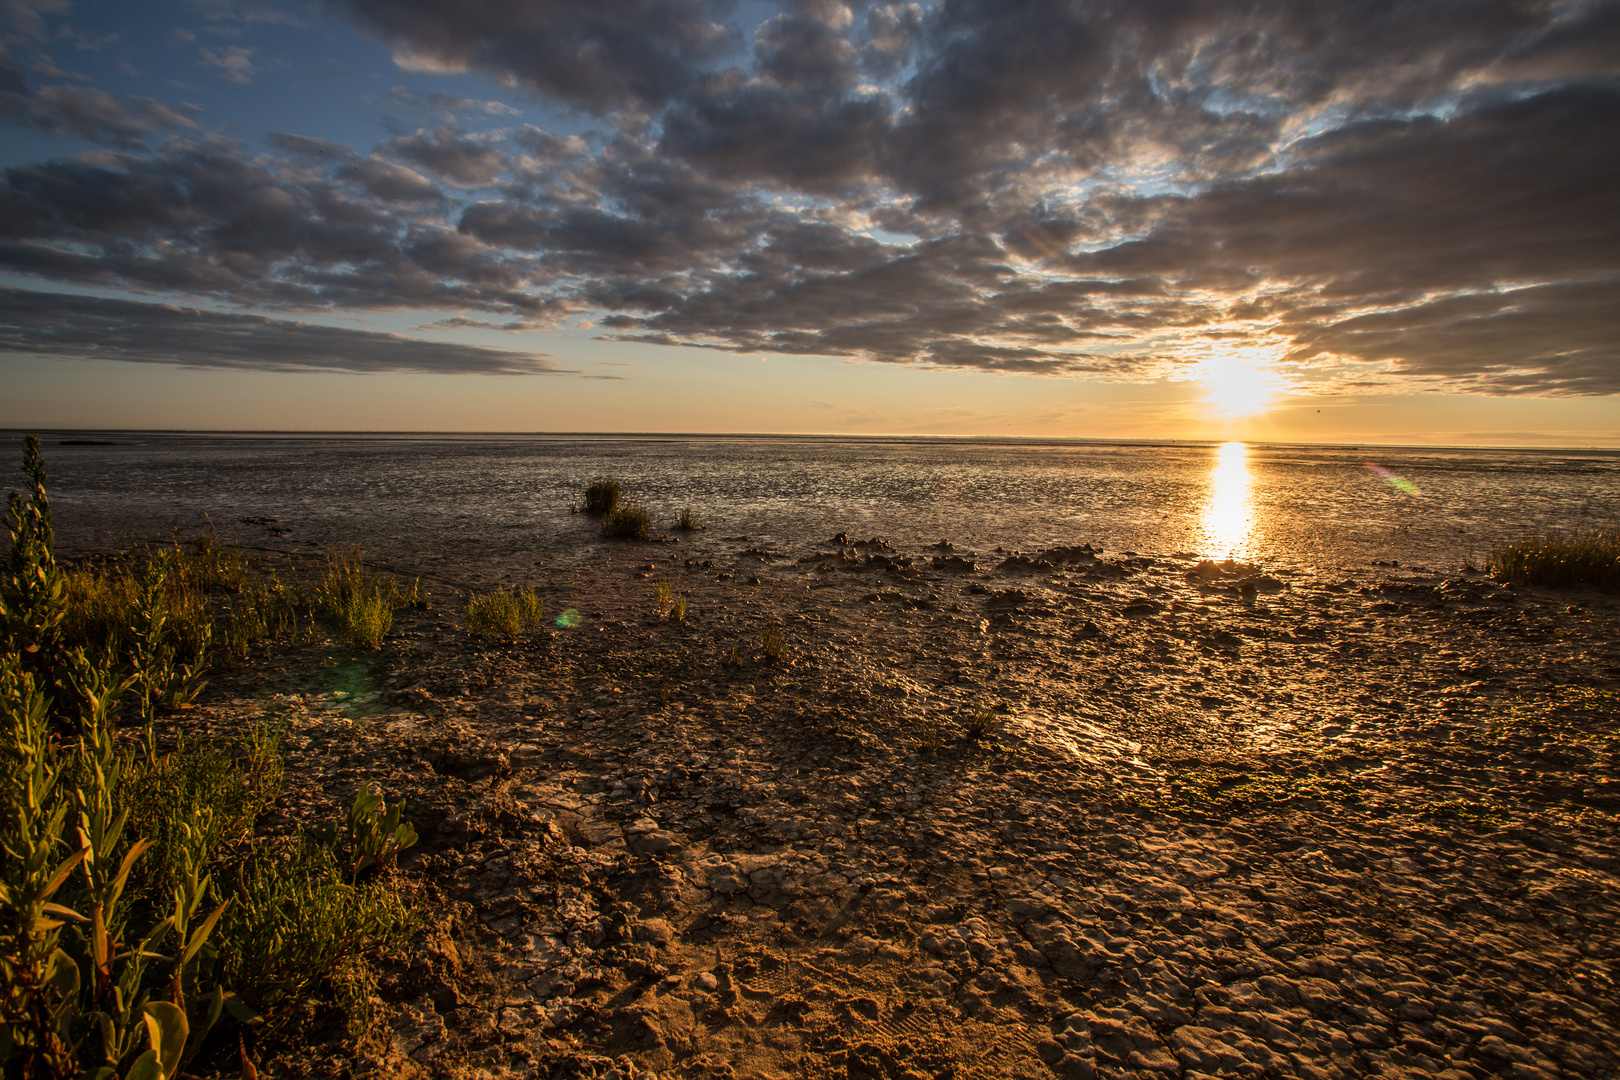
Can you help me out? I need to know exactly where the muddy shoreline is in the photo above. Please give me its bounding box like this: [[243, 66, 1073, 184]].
[[68, 526, 1620, 1079]]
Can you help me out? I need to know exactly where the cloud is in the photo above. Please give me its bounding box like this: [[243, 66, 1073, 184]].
[[379, 127, 508, 186], [374, 85, 520, 120], [2, 0, 70, 45], [0, 287, 563, 373], [0, 79, 202, 146], [325, 0, 740, 112], [196, 45, 254, 84]]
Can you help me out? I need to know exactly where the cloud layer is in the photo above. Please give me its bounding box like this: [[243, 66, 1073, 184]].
[[0, 0, 1616, 392], [0, 287, 562, 373]]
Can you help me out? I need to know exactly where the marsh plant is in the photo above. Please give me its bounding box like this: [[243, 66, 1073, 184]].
[[314, 546, 415, 650], [757, 625, 791, 665], [601, 500, 652, 541], [965, 702, 1006, 745], [465, 585, 545, 640], [916, 714, 945, 754], [0, 437, 416, 1077], [579, 478, 621, 515], [1490, 529, 1620, 589], [64, 536, 307, 676], [673, 506, 703, 531], [653, 580, 689, 622]]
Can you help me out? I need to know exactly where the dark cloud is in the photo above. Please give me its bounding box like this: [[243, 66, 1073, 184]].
[[0, 136, 573, 320], [0, 287, 563, 373], [379, 127, 508, 186], [322, 0, 740, 112], [0, 54, 201, 147]]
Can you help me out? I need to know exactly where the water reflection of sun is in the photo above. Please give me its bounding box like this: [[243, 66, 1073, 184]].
[[1202, 441, 1254, 559]]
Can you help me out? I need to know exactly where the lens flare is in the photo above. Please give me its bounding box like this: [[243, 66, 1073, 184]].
[[554, 607, 581, 628], [1364, 462, 1422, 497]]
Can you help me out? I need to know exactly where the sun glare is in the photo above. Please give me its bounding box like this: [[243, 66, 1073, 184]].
[[1192, 342, 1289, 419]]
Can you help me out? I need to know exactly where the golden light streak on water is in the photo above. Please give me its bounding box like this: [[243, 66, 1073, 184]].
[[1202, 441, 1254, 559]]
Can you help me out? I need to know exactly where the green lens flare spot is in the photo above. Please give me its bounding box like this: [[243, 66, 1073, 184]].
[[555, 608, 581, 628]]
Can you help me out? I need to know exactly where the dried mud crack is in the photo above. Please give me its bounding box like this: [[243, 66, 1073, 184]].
[[161, 537, 1619, 1080]]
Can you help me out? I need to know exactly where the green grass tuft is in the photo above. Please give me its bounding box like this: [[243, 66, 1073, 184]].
[[601, 500, 652, 540], [314, 545, 406, 649], [465, 586, 545, 639], [674, 505, 702, 531], [1489, 529, 1620, 589], [580, 478, 622, 515]]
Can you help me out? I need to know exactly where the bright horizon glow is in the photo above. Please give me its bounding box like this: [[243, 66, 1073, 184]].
[[1202, 441, 1255, 559]]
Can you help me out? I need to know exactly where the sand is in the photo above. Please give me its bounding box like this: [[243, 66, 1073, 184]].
[[123, 527, 1619, 1079]]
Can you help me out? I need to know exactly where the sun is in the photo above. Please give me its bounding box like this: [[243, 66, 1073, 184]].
[[1191, 342, 1290, 419]]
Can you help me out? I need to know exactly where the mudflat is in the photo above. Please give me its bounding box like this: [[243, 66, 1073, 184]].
[[106, 528, 1619, 1079]]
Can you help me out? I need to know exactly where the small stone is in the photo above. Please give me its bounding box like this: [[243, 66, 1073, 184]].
[[695, 972, 719, 991]]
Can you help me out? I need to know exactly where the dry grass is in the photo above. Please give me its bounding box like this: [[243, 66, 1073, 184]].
[[466, 586, 545, 639], [1490, 529, 1620, 589], [601, 501, 652, 540], [580, 478, 621, 515]]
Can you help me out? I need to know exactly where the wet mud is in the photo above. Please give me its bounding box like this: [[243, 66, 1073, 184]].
[[108, 528, 1619, 1080]]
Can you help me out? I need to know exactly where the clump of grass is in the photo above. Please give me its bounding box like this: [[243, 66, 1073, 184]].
[[314, 545, 405, 649], [1490, 529, 1620, 589], [63, 537, 309, 673], [916, 714, 944, 754], [465, 586, 544, 639], [674, 505, 703, 531], [965, 703, 1005, 745], [601, 500, 652, 540], [757, 625, 790, 664], [653, 579, 688, 622], [579, 478, 621, 515]]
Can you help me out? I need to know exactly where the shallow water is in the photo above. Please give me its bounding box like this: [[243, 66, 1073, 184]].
[[20, 433, 1620, 573]]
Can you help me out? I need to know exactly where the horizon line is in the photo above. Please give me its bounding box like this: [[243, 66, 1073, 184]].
[[3, 427, 1617, 452]]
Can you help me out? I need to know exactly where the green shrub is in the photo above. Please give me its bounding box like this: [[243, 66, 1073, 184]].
[[218, 819, 413, 1035], [601, 501, 652, 540], [1490, 529, 1620, 589], [580, 478, 621, 515], [465, 586, 544, 639], [0, 438, 416, 1075], [63, 539, 302, 678]]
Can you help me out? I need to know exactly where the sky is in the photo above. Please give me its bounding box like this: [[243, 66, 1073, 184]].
[[0, 0, 1616, 443]]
